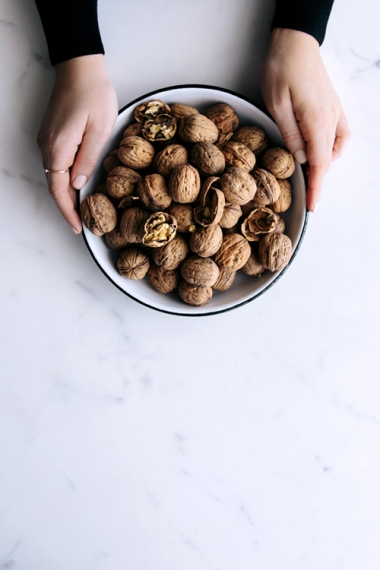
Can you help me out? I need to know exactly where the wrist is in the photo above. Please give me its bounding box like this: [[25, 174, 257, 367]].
[[270, 28, 319, 52], [55, 54, 108, 81]]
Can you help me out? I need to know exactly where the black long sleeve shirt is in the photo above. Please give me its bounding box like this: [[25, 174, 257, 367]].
[[36, 0, 335, 66]]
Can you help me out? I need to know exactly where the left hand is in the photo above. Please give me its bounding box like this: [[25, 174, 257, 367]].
[[260, 28, 350, 212]]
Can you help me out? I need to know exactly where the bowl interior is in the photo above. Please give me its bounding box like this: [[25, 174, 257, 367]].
[[80, 85, 307, 316]]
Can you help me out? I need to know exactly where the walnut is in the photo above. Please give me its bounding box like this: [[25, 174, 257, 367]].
[[118, 195, 140, 210], [151, 234, 189, 270], [258, 232, 293, 272], [193, 176, 225, 227], [272, 179, 293, 213], [232, 125, 267, 153], [142, 114, 177, 142], [103, 149, 122, 173], [178, 114, 219, 144], [167, 204, 196, 233], [220, 141, 256, 171], [273, 217, 286, 233], [137, 173, 172, 211], [80, 193, 117, 236], [147, 264, 178, 293], [118, 136, 155, 170], [117, 248, 150, 280], [241, 207, 280, 242], [181, 256, 220, 287], [153, 144, 188, 177], [123, 122, 142, 138], [106, 166, 142, 199], [219, 202, 242, 229], [178, 280, 213, 306], [134, 100, 171, 122], [190, 142, 225, 176], [120, 207, 149, 244], [170, 103, 200, 120], [189, 224, 223, 258], [252, 169, 281, 206], [142, 212, 177, 248], [261, 147, 295, 179], [214, 233, 251, 270], [241, 198, 260, 217], [212, 268, 236, 291], [105, 227, 129, 249], [241, 249, 265, 276], [205, 103, 239, 134], [168, 164, 201, 204], [95, 183, 108, 195], [220, 167, 257, 205]]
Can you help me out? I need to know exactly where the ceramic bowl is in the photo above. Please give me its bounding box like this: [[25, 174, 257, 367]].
[[80, 85, 308, 316]]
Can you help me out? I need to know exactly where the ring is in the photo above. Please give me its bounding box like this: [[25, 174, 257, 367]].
[[44, 168, 70, 174]]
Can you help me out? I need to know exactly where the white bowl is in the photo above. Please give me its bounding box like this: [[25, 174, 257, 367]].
[[80, 85, 308, 316]]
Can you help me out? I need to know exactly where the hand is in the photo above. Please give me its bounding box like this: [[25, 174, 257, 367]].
[[260, 28, 350, 212], [37, 55, 118, 233]]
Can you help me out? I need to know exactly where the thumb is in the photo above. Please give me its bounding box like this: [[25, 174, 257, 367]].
[[271, 102, 308, 165], [70, 126, 111, 190]]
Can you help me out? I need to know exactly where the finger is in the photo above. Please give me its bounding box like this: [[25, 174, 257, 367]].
[[332, 110, 351, 161], [304, 129, 331, 212], [46, 171, 82, 233], [70, 124, 113, 190], [270, 97, 308, 164]]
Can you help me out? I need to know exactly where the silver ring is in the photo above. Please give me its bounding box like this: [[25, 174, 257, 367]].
[[44, 168, 69, 174]]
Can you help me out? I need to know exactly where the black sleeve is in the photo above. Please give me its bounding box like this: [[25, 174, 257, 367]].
[[271, 0, 335, 45], [35, 0, 104, 66]]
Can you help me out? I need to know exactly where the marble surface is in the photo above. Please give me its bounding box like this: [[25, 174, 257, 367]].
[[1, 1, 380, 569]]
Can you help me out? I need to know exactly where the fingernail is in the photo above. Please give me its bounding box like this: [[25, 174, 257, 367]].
[[311, 202, 319, 213], [294, 149, 307, 164], [71, 226, 82, 234], [72, 175, 87, 190]]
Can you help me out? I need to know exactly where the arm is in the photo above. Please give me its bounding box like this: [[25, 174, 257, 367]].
[[35, 1, 117, 233], [261, 1, 350, 212]]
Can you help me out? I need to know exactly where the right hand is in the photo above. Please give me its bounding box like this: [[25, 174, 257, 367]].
[[37, 55, 118, 233]]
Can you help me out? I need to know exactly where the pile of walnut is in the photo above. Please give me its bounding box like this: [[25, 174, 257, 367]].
[[80, 100, 295, 306]]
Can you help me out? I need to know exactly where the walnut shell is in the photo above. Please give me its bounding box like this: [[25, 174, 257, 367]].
[[147, 264, 179, 293], [261, 147, 296, 179], [231, 125, 267, 153], [137, 173, 172, 211], [151, 234, 189, 270], [167, 204, 196, 233], [219, 202, 242, 229], [241, 207, 280, 242], [241, 249, 265, 276], [178, 114, 219, 144], [105, 227, 129, 249], [190, 142, 225, 176], [80, 193, 117, 236], [205, 103, 239, 134], [120, 207, 150, 244], [142, 212, 177, 248], [252, 169, 281, 206], [168, 164, 201, 204], [272, 179, 293, 213], [142, 114, 177, 142], [134, 100, 171, 123], [212, 268, 237, 291], [220, 167, 257, 206], [106, 166, 142, 199], [189, 224, 223, 258], [214, 233, 251, 270], [118, 136, 155, 170], [170, 103, 200, 120], [103, 149, 122, 173], [220, 141, 256, 171], [178, 280, 213, 306], [153, 144, 188, 177], [117, 248, 150, 280], [118, 195, 141, 210], [180, 256, 220, 287], [258, 232, 293, 272], [123, 122, 143, 138], [193, 176, 225, 227]]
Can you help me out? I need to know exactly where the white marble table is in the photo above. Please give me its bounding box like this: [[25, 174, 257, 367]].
[[1, 1, 380, 569]]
